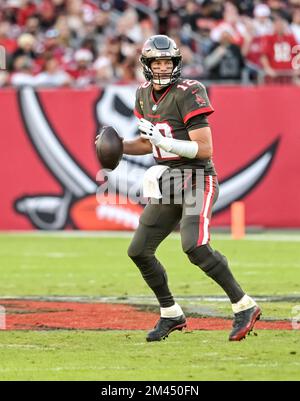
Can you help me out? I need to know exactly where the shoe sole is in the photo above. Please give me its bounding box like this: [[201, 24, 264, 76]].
[[229, 307, 262, 341], [146, 322, 187, 342]]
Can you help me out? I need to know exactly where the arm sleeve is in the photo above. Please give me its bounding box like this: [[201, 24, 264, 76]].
[[133, 88, 144, 119], [177, 81, 214, 124]]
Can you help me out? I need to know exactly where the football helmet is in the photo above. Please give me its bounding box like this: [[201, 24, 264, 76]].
[[140, 35, 182, 86]]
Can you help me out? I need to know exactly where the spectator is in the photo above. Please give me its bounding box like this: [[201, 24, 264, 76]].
[[38, 0, 57, 30], [94, 6, 114, 36], [24, 15, 41, 37], [242, 18, 265, 81], [291, 7, 300, 43], [3, 0, 22, 25], [35, 56, 72, 87], [17, 0, 38, 27], [11, 32, 37, 71], [179, 0, 202, 32], [0, 0, 300, 86], [0, 21, 18, 56], [199, 0, 224, 21], [155, 0, 176, 35], [67, 48, 95, 87], [204, 27, 245, 80], [233, 0, 255, 17], [10, 55, 36, 86], [210, 2, 247, 47], [42, 28, 65, 58], [93, 39, 116, 82], [36, 28, 68, 69], [55, 15, 76, 49], [65, 0, 86, 36], [261, 12, 298, 82], [116, 8, 144, 44], [253, 3, 273, 36], [118, 56, 138, 83], [267, 0, 287, 13]]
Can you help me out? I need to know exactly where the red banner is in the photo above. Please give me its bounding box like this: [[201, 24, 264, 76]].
[[0, 84, 299, 230], [210, 85, 300, 227]]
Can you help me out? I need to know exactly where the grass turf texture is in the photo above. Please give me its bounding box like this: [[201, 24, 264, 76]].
[[0, 233, 300, 380], [0, 331, 299, 381], [0, 234, 299, 299]]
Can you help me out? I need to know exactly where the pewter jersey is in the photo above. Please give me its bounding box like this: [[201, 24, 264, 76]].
[[134, 78, 216, 175]]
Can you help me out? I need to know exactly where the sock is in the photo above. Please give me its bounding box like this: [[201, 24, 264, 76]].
[[232, 294, 257, 314], [160, 302, 183, 318]]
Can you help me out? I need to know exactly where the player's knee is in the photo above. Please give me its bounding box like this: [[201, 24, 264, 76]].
[[186, 244, 226, 275], [127, 242, 153, 266], [186, 243, 212, 267], [127, 243, 143, 260]]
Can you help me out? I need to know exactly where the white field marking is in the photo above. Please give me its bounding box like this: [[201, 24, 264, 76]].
[[230, 262, 300, 268], [0, 295, 300, 303], [241, 362, 300, 368], [0, 344, 57, 350], [45, 252, 77, 258], [0, 231, 135, 238], [1, 231, 300, 241], [56, 283, 79, 288], [22, 252, 81, 258], [209, 361, 300, 370], [210, 356, 246, 362], [188, 361, 300, 371], [179, 233, 300, 242], [0, 366, 133, 373]]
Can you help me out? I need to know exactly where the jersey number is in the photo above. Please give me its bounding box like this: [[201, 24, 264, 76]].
[[274, 42, 292, 62], [177, 79, 199, 91], [152, 123, 180, 160]]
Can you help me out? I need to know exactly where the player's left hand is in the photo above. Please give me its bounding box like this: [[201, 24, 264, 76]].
[[138, 118, 165, 147]]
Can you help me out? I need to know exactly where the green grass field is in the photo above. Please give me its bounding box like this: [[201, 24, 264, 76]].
[[0, 232, 300, 381]]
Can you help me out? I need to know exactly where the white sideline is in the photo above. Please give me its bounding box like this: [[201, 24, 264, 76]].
[[0, 294, 300, 303], [1, 231, 300, 241]]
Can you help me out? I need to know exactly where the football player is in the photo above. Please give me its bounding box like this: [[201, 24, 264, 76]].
[[123, 35, 261, 341]]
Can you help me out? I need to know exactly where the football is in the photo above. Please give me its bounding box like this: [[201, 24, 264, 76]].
[[96, 126, 123, 170]]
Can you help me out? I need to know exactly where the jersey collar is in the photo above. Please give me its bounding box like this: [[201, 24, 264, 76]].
[[150, 83, 174, 107]]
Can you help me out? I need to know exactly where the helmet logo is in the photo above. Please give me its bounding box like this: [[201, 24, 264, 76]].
[[156, 52, 171, 57]]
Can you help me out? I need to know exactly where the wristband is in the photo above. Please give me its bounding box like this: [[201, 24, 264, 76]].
[[158, 137, 198, 159]]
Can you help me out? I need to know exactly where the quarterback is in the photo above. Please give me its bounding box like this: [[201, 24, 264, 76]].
[[123, 35, 261, 342]]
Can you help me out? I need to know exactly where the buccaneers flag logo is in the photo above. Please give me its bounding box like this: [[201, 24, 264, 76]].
[[14, 86, 279, 230]]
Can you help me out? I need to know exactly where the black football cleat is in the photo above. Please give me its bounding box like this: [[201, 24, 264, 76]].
[[229, 305, 261, 341], [146, 315, 187, 342]]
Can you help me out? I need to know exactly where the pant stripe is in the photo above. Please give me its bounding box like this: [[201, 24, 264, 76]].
[[197, 175, 215, 246]]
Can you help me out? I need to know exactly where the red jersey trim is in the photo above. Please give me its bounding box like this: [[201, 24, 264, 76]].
[[146, 114, 161, 119], [183, 107, 214, 124], [151, 84, 174, 105], [197, 175, 216, 246], [134, 109, 143, 119]]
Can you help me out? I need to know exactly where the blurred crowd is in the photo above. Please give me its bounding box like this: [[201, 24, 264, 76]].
[[0, 0, 300, 88]]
